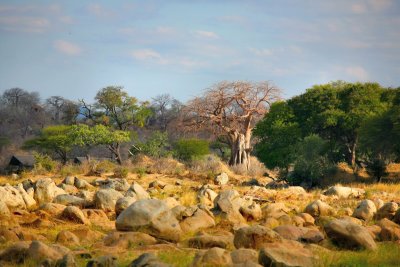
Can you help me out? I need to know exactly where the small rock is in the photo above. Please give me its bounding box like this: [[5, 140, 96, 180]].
[[87, 255, 118, 267], [129, 253, 171, 267], [215, 172, 229, 185], [234, 225, 282, 249], [353, 200, 377, 220], [61, 206, 89, 224], [304, 200, 335, 217], [192, 247, 232, 267]]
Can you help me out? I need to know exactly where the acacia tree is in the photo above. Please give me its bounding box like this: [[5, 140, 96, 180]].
[[184, 81, 281, 168]]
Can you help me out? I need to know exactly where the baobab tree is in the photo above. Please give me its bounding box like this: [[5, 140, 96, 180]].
[[184, 81, 281, 169]]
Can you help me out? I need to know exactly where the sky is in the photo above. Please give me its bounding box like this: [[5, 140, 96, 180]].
[[0, 0, 399, 102]]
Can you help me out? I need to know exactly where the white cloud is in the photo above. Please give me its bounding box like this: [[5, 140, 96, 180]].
[[0, 16, 49, 33], [194, 30, 219, 39], [131, 49, 167, 64], [345, 66, 369, 80], [54, 40, 82, 55], [249, 47, 273, 57]]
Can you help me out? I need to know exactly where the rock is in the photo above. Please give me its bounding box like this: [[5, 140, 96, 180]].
[[54, 194, 86, 207], [126, 182, 150, 200], [115, 197, 136, 216], [324, 186, 365, 198], [129, 253, 171, 267], [56, 230, 80, 246], [324, 218, 377, 250], [214, 190, 246, 226], [0, 200, 10, 216], [39, 203, 67, 216], [274, 225, 324, 243], [304, 200, 335, 217], [163, 197, 180, 209], [87, 255, 118, 267], [63, 176, 76, 185], [56, 253, 77, 267], [297, 213, 315, 226], [101, 178, 130, 192], [71, 227, 105, 243], [198, 185, 218, 208], [35, 178, 66, 205], [393, 208, 400, 224], [353, 200, 377, 220], [366, 225, 381, 240], [103, 231, 157, 248], [0, 241, 30, 263], [22, 179, 34, 191], [116, 199, 183, 242], [262, 203, 290, 219], [61, 206, 89, 224], [95, 189, 124, 212], [234, 225, 282, 249], [0, 228, 20, 242], [231, 248, 258, 265], [28, 240, 69, 261], [258, 240, 316, 267], [180, 208, 215, 233], [76, 190, 96, 207], [59, 184, 79, 194], [377, 218, 400, 241], [215, 172, 229, 185], [375, 202, 398, 220], [16, 184, 36, 209], [374, 199, 384, 210], [192, 247, 233, 267], [74, 178, 93, 190], [82, 209, 109, 222], [188, 231, 234, 249], [149, 180, 167, 189], [240, 202, 262, 221], [0, 184, 27, 210]]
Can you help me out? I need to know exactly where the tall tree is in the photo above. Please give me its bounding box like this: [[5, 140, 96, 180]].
[[184, 81, 281, 168], [150, 94, 183, 131]]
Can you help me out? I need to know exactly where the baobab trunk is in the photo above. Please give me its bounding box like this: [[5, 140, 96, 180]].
[[229, 132, 251, 170]]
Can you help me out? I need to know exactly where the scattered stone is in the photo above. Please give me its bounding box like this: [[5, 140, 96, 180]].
[[231, 248, 259, 265], [74, 178, 93, 190], [116, 199, 182, 242], [258, 240, 316, 267], [87, 255, 117, 267], [125, 182, 150, 200], [56, 230, 80, 246], [115, 197, 136, 217], [197, 185, 218, 208], [101, 178, 130, 192], [214, 190, 246, 226], [63, 176, 76, 185], [188, 231, 234, 249], [130, 253, 171, 267], [95, 189, 124, 212], [234, 225, 282, 249], [35, 178, 66, 205], [39, 203, 67, 216], [324, 218, 377, 250], [192, 247, 232, 267], [54, 194, 86, 207], [240, 202, 262, 221], [61, 206, 89, 224], [353, 200, 377, 220], [103, 231, 157, 248], [305, 200, 335, 217], [215, 172, 229, 185], [375, 202, 398, 220], [180, 208, 215, 233], [377, 218, 400, 241]]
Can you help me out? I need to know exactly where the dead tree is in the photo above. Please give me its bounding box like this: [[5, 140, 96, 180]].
[[184, 81, 281, 169]]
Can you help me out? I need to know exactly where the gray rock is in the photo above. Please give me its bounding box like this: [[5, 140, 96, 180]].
[[95, 189, 124, 212], [188, 231, 234, 249], [54, 194, 86, 207], [324, 186, 365, 198], [192, 247, 232, 267], [87, 255, 118, 267], [375, 202, 398, 220], [101, 178, 130, 192], [115, 197, 136, 217], [116, 199, 182, 242], [61, 206, 89, 224], [304, 200, 335, 217], [215, 172, 229, 185], [129, 253, 171, 267], [324, 218, 377, 250], [125, 182, 150, 200], [0, 184, 27, 210], [353, 200, 377, 220], [234, 225, 282, 249], [35, 178, 66, 205]]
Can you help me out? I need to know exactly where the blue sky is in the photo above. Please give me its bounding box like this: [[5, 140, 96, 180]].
[[0, 0, 399, 102]]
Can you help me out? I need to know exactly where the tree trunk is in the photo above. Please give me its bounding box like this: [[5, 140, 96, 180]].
[[109, 143, 122, 165], [228, 132, 250, 169], [346, 137, 358, 169]]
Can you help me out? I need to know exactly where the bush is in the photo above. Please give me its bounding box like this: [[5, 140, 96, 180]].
[[130, 131, 171, 158], [367, 158, 388, 182], [148, 157, 185, 175], [33, 152, 57, 173], [86, 160, 116, 176], [289, 135, 333, 187], [189, 154, 227, 178], [173, 138, 209, 161], [113, 166, 129, 178], [230, 156, 267, 177]]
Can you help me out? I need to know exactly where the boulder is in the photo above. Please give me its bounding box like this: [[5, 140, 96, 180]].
[[258, 240, 316, 267], [240, 202, 262, 221], [74, 178, 93, 190], [188, 231, 234, 249], [61, 206, 89, 224], [16, 184, 36, 209], [214, 190, 246, 225], [215, 172, 229, 185], [95, 189, 124, 212], [192, 247, 232, 267], [130, 253, 171, 267], [103, 231, 157, 248], [116, 199, 182, 242], [56, 230, 80, 246], [197, 185, 218, 208], [375, 202, 398, 220], [231, 248, 259, 265], [34, 178, 66, 205], [125, 182, 150, 200], [54, 194, 86, 207], [59, 183, 79, 194], [27, 240, 70, 262], [274, 225, 324, 243], [262, 203, 290, 219], [87, 255, 118, 267], [324, 186, 365, 198], [377, 218, 400, 241], [304, 200, 335, 217], [0, 200, 10, 216], [234, 225, 282, 249], [115, 197, 137, 216], [324, 218, 377, 250], [353, 200, 377, 220], [0, 241, 31, 264], [39, 203, 66, 216], [63, 176, 76, 185], [101, 178, 130, 192], [0, 184, 27, 210], [76, 190, 96, 207], [180, 208, 215, 233]]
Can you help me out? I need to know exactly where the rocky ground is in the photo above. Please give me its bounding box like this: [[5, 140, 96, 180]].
[[1, 170, 400, 267]]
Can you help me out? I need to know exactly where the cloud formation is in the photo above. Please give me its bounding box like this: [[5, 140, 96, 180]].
[[53, 40, 82, 55]]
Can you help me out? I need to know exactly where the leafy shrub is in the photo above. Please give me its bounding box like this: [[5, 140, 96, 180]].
[[289, 135, 333, 187], [130, 131, 171, 158], [33, 152, 57, 173], [113, 166, 129, 178], [173, 138, 209, 161], [367, 158, 388, 182]]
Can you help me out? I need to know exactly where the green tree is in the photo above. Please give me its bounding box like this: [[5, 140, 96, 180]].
[[173, 138, 210, 161], [23, 125, 75, 164], [130, 131, 171, 158], [253, 101, 301, 173]]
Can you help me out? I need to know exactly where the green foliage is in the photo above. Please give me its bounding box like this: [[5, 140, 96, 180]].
[[113, 166, 129, 178], [290, 135, 332, 187], [210, 139, 231, 161], [366, 158, 388, 182], [33, 152, 57, 173], [130, 131, 171, 158], [254, 101, 301, 171], [173, 138, 209, 161]]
